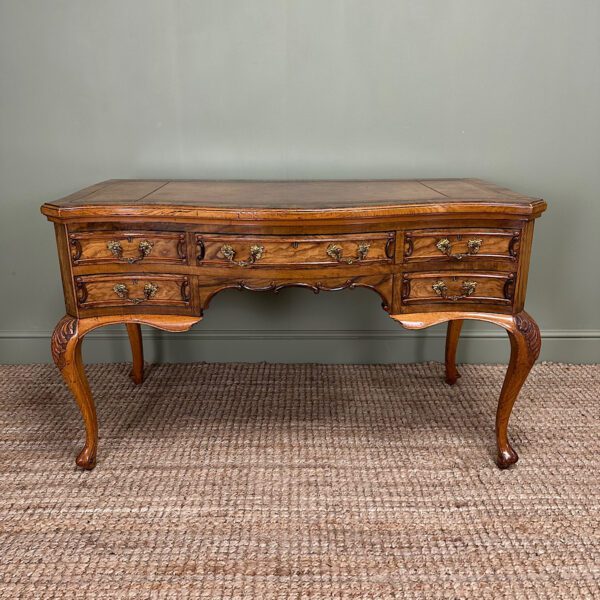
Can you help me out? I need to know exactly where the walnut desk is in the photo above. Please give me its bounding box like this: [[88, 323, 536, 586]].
[[41, 179, 546, 470]]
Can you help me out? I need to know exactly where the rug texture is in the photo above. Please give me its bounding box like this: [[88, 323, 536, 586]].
[[0, 362, 598, 599]]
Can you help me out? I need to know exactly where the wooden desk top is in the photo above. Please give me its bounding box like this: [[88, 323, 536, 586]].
[[42, 179, 546, 221], [43, 177, 546, 470]]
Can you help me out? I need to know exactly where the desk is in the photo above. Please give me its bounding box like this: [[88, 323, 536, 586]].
[[42, 179, 546, 470]]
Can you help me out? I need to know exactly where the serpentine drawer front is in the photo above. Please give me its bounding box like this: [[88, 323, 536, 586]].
[[401, 272, 515, 306], [75, 274, 191, 309], [196, 233, 395, 267], [70, 231, 187, 266], [403, 229, 520, 262], [41, 179, 546, 470]]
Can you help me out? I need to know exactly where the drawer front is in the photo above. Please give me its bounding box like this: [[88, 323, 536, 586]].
[[196, 233, 395, 267], [401, 272, 515, 306], [75, 274, 191, 309], [403, 229, 520, 262], [69, 231, 187, 266]]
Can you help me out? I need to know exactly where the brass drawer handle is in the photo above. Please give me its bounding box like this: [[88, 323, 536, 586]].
[[435, 238, 482, 260], [112, 282, 159, 304], [220, 244, 264, 267], [432, 279, 478, 300], [467, 239, 482, 254], [326, 242, 370, 264], [107, 239, 154, 263]]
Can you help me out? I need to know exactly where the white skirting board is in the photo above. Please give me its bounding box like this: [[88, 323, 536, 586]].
[[0, 328, 598, 364]]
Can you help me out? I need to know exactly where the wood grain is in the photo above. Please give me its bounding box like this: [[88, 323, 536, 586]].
[[69, 231, 187, 266], [401, 272, 514, 305], [196, 232, 393, 267], [126, 323, 144, 385], [75, 274, 191, 310], [403, 228, 519, 262], [51, 314, 202, 468], [445, 320, 464, 385], [42, 179, 546, 469], [41, 179, 546, 222], [391, 310, 541, 468]]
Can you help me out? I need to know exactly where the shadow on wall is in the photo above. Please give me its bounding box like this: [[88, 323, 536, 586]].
[[98, 287, 506, 365]]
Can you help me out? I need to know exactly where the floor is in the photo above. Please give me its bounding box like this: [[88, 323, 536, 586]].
[[0, 362, 598, 599]]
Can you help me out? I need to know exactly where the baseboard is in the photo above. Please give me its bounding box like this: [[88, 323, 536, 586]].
[[0, 328, 598, 364]]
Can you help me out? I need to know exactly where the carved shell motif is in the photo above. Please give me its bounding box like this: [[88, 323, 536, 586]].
[[515, 313, 542, 361], [51, 316, 77, 369]]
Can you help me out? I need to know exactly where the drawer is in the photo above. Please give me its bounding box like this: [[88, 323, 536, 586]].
[[403, 229, 520, 262], [69, 231, 187, 265], [195, 233, 395, 267], [401, 271, 515, 306], [74, 274, 191, 309]]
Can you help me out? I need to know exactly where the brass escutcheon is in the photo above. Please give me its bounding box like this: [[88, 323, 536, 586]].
[[432, 280, 448, 297], [467, 239, 482, 255], [461, 280, 477, 297], [138, 240, 154, 258], [435, 238, 452, 256], [112, 282, 128, 298], [107, 240, 123, 258]]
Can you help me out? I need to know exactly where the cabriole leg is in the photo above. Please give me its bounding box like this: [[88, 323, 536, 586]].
[[390, 310, 541, 469], [126, 323, 144, 384], [51, 316, 98, 469], [496, 312, 541, 468], [51, 313, 202, 469], [445, 319, 463, 385]]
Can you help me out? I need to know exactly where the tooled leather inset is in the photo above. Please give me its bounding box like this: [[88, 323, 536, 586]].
[[51, 315, 77, 369], [515, 312, 541, 361]]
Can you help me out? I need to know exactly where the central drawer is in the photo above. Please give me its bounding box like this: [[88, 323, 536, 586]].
[[195, 233, 395, 267]]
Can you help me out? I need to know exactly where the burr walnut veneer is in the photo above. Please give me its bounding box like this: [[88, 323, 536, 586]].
[[41, 179, 546, 470]]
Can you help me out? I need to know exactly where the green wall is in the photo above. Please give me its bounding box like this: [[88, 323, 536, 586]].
[[1, 1, 598, 364]]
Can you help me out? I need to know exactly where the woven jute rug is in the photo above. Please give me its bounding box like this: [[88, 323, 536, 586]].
[[0, 362, 598, 599]]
